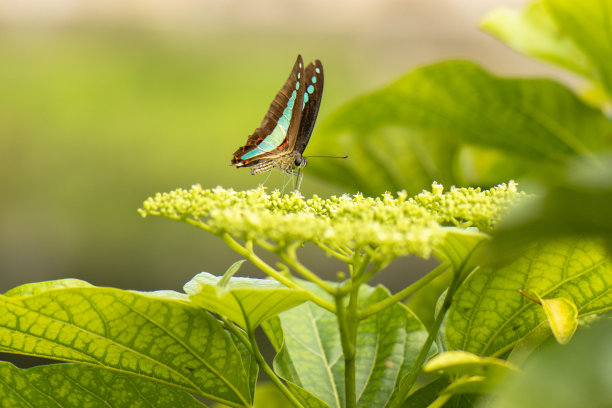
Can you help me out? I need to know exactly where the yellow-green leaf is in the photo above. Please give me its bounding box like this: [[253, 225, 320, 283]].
[[0, 280, 253, 407], [184, 272, 310, 330], [540, 297, 578, 344], [0, 362, 206, 408], [446, 239, 612, 356]]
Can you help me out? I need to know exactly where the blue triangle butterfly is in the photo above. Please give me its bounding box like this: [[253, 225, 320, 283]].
[[231, 55, 323, 177]]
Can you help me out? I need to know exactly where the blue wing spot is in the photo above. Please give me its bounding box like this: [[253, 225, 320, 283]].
[[307, 84, 314, 94], [297, 72, 301, 79], [315, 67, 321, 74], [303, 93, 309, 107], [295, 81, 300, 90], [311, 76, 317, 84]]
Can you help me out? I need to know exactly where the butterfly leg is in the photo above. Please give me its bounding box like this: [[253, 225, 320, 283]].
[[294, 167, 303, 191]]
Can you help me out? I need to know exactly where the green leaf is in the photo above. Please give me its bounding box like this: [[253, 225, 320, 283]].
[[0, 362, 205, 408], [308, 60, 612, 194], [263, 285, 430, 408], [505, 321, 554, 365], [399, 377, 450, 408], [184, 272, 310, 330], [420, 351, 517, 403], [486, 319, 612, 408], [434, 228, 489, 274], [480, 0, 593, 79], [0, 280, 252, 407], [423, 351, 518, 393], [539, 296, 578, 344], [446, 239, 612, 356]]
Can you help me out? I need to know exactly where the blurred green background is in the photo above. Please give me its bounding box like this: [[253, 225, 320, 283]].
[[0, 0, 557, 293]]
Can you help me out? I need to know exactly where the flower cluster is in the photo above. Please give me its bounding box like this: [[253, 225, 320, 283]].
[[412, 181, 526, 232], [139, 182, 525, 259]]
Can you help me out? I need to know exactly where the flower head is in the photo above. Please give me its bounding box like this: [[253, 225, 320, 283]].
[[139, 182, 526, 260]]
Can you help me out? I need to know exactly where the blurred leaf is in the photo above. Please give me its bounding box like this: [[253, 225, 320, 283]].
[[489, 153, 612, 261], [484, 319, 612, 408], [539, 296, 579, 344], [482, 0, 612, 101], [423, 351, 518, 380], [0, 280, 253, 407], [262, 285, 430, 408], [399, 377, 449, 408], [505, 321, 553, 365], [545, 0, 612, 97], [434, 228, 490, 274], [184, 271, 310, 330], [420, 351, 518, 404], [308, 60, 612, 194], [480, 0, 592, 79], [0, 362, 205, 408], [446, 239, 612, 356]]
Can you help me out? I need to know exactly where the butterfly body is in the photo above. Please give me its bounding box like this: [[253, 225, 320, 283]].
[[231, 55, 323, 176]]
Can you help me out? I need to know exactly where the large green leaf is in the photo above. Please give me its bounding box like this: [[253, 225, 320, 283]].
[[307, 60, 612, 194], [263, 285, 430, 408], [446, 239, 612, 356], [0, 362, 205, 407], [0, 279, 253, 407], [184, 271, 310, 330]]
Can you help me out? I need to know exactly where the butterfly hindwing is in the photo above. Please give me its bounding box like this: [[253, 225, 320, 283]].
[[232, 56, 306, 167]]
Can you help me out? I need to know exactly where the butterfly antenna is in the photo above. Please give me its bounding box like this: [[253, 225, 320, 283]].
[[307, 155, 349, 159]]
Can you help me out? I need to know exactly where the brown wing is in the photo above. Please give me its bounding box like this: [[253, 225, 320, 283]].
[[232, 55, 306, 166]]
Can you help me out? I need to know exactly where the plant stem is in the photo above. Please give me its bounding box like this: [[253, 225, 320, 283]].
[[223, 318, 305, 408], [335, 289, 359, 408], [218, 232, 335, 312], [313, 241, 353, 263], [278, 247, 338, 294], [358, 261, 450, 320], [388, 262, 472, 408]]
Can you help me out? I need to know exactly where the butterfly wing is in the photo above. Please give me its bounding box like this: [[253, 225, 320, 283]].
[[294, 59, 324, 155], [232, 55, 306, 168]]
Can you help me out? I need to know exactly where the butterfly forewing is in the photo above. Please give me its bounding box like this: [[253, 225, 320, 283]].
[[232, 55, 306, 167], [294, 60, 324, 155]]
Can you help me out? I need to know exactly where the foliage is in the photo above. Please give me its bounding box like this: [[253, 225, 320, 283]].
[[2, 0, 612, 407]]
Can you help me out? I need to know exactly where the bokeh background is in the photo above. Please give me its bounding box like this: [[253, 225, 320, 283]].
[[0, 0, 565, 295]]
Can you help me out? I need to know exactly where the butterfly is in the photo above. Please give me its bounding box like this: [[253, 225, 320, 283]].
[[231, 55, 323, 177]]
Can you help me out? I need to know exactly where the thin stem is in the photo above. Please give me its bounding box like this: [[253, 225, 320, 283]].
[[278, 246, 338, 295], [359, 262, 450, 320], [313, 241, 353, 263], [351, 260, 384, 288], [335, 291, 358, 408], [389, 257, 478, 408], [222, 318, 305, 408], [219, 232, 335, 312]]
